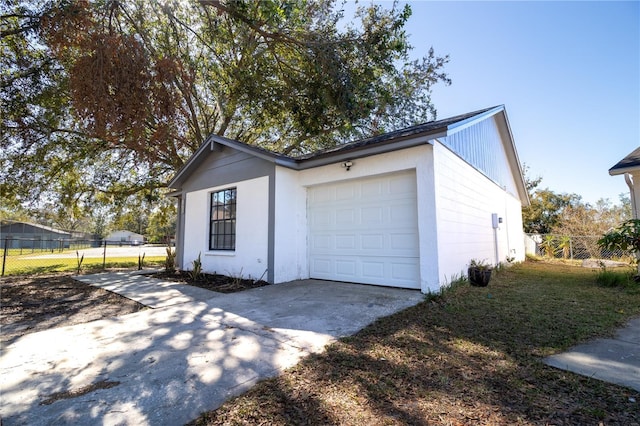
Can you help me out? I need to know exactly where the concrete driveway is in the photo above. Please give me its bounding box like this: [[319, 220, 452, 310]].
[[0, 274, 424, 425]]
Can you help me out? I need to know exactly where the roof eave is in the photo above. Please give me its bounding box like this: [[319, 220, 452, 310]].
[[498, 108, 530, 206], [167, 134, 297, 189], [609, 166, 640, 176], [295, 131, 445, 170]]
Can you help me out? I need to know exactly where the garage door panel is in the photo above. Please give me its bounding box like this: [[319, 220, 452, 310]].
[[308, 170, 420, 289], [361, 234, 384, 250], [311, 234, 330, 250], [336, 260, 356, 276], [389, 173, 416, 193], [310, 186, 331, 203], [336, 185, 355, 200], [311, 255, 419, 286], [361, 181, 383, 197], [336, 209, 355, 225], [310, 210, 331, 227], [361, 207, 383, 224], [335, 235, 356, 249], [391, 260, 420, 279], [361, 261, 384, 278], [312, 258, 331, 274], [390, 233, 419, 250]]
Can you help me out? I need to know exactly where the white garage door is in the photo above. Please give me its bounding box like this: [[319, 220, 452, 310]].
[[308, 170, 420, 289]]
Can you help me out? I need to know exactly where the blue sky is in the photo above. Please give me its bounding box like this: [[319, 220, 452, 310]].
[[378, 1, 639, 205]]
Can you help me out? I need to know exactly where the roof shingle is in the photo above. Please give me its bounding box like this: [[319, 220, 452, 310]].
[[609, 147, 640, 175]]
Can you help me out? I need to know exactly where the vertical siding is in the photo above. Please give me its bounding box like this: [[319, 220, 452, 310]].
[[433, 141, 525, 285], [182, 146, 274, 193], [439, 116, 518, 197]]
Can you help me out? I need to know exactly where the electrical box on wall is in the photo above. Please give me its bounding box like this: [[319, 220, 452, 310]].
[[492, 213, 499, 229]]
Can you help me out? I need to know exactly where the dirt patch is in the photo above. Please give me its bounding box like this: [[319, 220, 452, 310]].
[[150, 271, 270, 293], [1, 273, 145, 346]]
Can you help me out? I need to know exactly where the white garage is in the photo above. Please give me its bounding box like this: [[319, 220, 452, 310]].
[[169, 105, 529, 293], [307, 170, 420, 288]]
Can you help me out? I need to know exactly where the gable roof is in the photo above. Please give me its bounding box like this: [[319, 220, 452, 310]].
[[168, 105, 527, 202], [609, 147, 640, 176], [292, 106, 498, 161]]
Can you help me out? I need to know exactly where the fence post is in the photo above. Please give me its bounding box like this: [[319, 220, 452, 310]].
[[2, 237, 8, 277], [570, 238, 574, 260], [102, 239, 107, 269]]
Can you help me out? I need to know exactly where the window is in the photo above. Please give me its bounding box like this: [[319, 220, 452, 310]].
[[209, 188, 236, 250]]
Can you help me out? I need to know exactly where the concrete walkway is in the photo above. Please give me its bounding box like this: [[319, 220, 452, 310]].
[[0, 272, 424, 425], [74, 270, 220, 308], [544, 317, 640, 392]]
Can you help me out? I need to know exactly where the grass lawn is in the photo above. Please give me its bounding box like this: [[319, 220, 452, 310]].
[[192, 260, 640, 425], [1, 256, 165, 276]]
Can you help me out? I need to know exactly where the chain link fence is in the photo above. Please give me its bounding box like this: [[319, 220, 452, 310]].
[[524, 233, 633, 261], [1, 238, 171, 276]]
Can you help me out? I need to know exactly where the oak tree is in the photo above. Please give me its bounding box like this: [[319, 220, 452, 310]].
[[1, 0, 450, 215]]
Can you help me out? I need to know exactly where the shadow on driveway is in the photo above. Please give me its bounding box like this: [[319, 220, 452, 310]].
[[0, 277, 423, 425]]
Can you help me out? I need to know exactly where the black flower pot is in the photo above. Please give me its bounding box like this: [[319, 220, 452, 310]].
[[468, 267, 492, 287]]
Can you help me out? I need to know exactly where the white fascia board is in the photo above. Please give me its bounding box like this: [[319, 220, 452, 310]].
[[446, 105, 505, 135], [610, 166, 640, 176], [496, 109, 530, 205], [295, 133, 441, 170]]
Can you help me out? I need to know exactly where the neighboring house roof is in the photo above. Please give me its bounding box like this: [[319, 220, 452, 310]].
[[0, 220, 71, 236], [105, 230, 144, 237], [168, 105, 527, 202], [609, 147, 640, 176]]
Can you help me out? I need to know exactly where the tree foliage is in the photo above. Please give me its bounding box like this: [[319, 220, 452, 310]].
[[522, 188, 582, 234], [1, 0, 450, 212], [598, 219, 640, 273], [598, 220, 640, 254], [521, 165, 630, 236], [553, 198, 630, 237]]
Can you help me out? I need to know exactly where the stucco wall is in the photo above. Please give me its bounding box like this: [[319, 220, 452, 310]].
[[183, 176, 269, 280], [177, 130, 526, 293], [272, 167, 307, 283], [432, 141, 525, 285], [176, 146, 274, 270], [273, 145, 441, 292]]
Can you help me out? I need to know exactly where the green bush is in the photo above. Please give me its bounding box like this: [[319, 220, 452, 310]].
[[598, 220, 640, 273], [595, 266, 638, 292]]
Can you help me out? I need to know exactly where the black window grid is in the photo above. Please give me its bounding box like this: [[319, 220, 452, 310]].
[[209, 188, 237, 250]]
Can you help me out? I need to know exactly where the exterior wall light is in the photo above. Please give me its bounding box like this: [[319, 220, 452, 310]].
[[341, 160, 353, 171]]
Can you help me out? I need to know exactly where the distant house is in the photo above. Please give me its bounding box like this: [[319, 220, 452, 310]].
[[0, 221, 72, 249], [104, 230, 145, 245], [168, 105, 529, 293], [609, 146, 640, 219]]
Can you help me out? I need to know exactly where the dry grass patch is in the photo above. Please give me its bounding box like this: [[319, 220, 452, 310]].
[[191, 261, 640, 425], [1, 273, 145, 345]]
